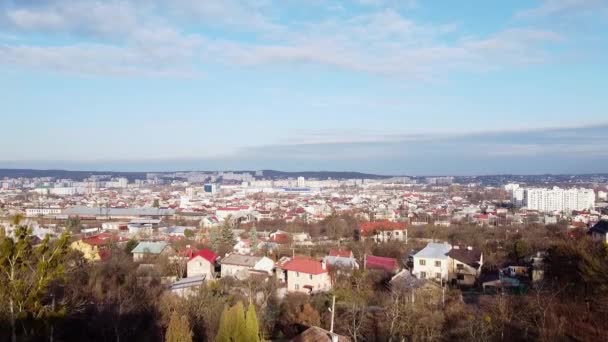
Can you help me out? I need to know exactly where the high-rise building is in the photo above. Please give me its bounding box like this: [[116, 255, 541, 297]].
[[520, 187, 594, 212]]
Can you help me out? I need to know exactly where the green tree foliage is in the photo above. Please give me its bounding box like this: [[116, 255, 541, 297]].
[[0, 224, 71, 342], [66, 216, 82, 234], [184, 229, 194, 239], [250, 226, 258, 253], [512, 240, 527, 261], [245, 302, 261, 342], [124, 238, 138, 254], [209, 227, 221, 252], [165, 311, 193, 342], [216, 301, 250, 342]]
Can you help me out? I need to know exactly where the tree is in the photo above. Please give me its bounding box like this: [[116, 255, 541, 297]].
[[250, 226, 259, 253], [219, 218, 236, 255], [209, 227, 221, 252], [152, 199, 160, 208], [216, 301, 247, 342], [184, 229, 194, 239], [165, 311, 193, 342], [66, 216, 82, 234], [0, 224, 71, 342], [245, 302, 261, 342], [124, 239, 138, 254]]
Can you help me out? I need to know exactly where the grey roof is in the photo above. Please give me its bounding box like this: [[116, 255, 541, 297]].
[[414, 242, 452, 259], [63, 207, 174, 217], [221, 254, 262, 267], [132, 241, 169, 255], [170, 275, 206, 290], [323, 256, 359, 269]]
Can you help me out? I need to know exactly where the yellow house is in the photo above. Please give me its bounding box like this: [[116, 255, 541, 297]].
[[71, 239, 102, 261]]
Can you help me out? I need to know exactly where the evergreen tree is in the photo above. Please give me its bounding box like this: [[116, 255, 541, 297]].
[[209, 227, 221, 251], [0, 223, 71, 342], [220, 218, 236, 247], [245, 302, 261, 342], [250, 226, 258, 253], [216, 301, 249, 342], [216, 305, 234, 342], [233, 301, 247, 342], [165, 311, 192, 342]]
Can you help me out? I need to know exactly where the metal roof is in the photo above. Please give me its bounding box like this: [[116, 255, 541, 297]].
[[131, 241, 169, 254], [414, 242, 452, 259]]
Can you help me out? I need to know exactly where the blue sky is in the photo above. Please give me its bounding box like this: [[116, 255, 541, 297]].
[[1, 0, 607, 175]]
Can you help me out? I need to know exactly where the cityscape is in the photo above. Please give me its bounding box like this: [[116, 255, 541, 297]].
[[2, 0, 608, 341]]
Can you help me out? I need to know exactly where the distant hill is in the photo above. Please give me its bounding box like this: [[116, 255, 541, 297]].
[[260, 170, 392, 180], [0, 168, 391, 181], [0, 169, 146, 182]]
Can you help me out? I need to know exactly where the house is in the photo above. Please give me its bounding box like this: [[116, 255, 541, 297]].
[[70, 233, 127, 261], [412, 242, 483, 286], [359, 220, 408, 243], [589, 220, 608, 243], [364, 255, 399, 273], [269, 230, 291, 244], [220, 254, 274, 280], [278, 256, 332, 294], [390, 270, 443, 305], [131, 241, 174, 261], [187, 249, 217, 278], [447, 246, 483, 286], [323, 249, 359, 271], [291, 326, 350, 342]]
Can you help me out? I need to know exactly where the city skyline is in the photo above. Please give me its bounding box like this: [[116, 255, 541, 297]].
[[1, 0, 607, 174]]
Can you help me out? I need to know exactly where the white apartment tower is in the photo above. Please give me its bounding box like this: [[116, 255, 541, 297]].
[[522, 187, 594, 212]]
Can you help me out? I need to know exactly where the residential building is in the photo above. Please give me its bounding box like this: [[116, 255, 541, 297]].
[[131, 241, 174, 261], [278, 256, 331, 294], [412, 242, 483, 285], [220, 254, 274, 280], [359, 220, 407, 243], [187, 249, 217, 278], [589, 220, 608, 243]]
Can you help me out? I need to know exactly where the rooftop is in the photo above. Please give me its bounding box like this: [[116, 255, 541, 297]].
[[414, 242, 452, 260]]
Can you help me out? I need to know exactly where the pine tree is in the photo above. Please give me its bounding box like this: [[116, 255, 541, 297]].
[[0, 224, 71, 342], [245, 302, 261, 342], [220, 218, 236, 247], [216, 305, 235, 342], [165, 311, 193, 342], [233, 301, 247, 341], [250, 226, 258, 253], [209, 226, 221, 251]]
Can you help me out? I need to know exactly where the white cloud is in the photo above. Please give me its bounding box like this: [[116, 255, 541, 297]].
[[0, 0, 578, 78], [517, 0, 608, 17]]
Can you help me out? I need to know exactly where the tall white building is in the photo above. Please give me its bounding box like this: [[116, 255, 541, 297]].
[[297, 176, 306, 188], [522, 187, 595, 212]]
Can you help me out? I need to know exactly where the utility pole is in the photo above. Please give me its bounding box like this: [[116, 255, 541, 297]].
[[330, 295, 336, 333]]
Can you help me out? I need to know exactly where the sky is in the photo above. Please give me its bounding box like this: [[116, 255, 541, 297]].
[[0, 0, 607, 175]]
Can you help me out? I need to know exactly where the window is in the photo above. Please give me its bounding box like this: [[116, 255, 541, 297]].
[[296, 272, 299, 277], [295, 284, 299, 290], [435, 273, 441, 279], [419, 259, 426, 266], [435, 261, 441, 267], [395, 231, 400, 235], [457, 274, 465, 280], [309, 274, 313, 280], [457, 263, 464, 270], [420, 272, 427, 279]]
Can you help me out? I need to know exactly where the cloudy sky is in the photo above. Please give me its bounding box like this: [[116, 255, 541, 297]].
[[1, 0, 607, 175]]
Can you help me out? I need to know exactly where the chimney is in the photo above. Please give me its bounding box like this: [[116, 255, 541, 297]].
[[322, 260, 327, 270], [453, 245, 460, 250], [467, 246, 473, 251], [331, 334, 339, 342]]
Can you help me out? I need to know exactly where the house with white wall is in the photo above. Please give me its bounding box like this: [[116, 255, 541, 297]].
[[187, 249, 217, 278], [412, 242, 483, 286], [277, 256, 332, 294]]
